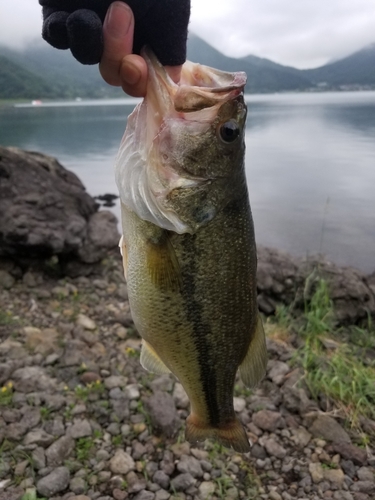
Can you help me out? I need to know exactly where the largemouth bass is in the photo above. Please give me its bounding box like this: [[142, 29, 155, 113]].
[[115, 49, 267, 453]]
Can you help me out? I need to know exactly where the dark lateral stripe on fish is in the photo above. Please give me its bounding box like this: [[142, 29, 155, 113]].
[[180, 233, 221, 427]]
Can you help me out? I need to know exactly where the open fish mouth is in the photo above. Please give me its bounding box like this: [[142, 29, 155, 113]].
[[115, 49, 247, 234]]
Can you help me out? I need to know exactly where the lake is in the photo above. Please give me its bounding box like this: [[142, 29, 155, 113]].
[[1, 91, 374, 273]]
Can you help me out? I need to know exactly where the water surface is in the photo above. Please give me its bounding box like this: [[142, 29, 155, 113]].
[[1, 92, 374, 273]]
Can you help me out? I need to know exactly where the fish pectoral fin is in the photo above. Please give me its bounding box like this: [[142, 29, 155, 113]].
[[239, 315, 268, 389], [119, 235, 128, 281], [140, 340, 171, 375], [146, 230, 181, 291]]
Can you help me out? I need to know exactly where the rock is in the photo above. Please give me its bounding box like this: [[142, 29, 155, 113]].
[[173, 383, 189, 408], [20, 406, 41, 430], [69, 419, 92, 439], [268, 360, 290, 385], [24, 429, 55, 447], [12, 366, 56, 393], [256, 246, 375, 324], [357, 467, 374, 482], [309, 463, 324, 483], [309, 416, 351, 443], [76, 314, 96, 331], [154, 490, 170, 500], [198, 481, 215, 499], [124, 383, 140, 400], [252, 410, 283, 432], [323, 468, 345, 486], [109, 450, 135, 475], [24, 327, 59, 356], [145, 391, 181, 438], [31, 447, 46, 470], [0, 270, 15, 289], [70, 477, 87, 495], [290, 427, 312, 448], [46, 436, 75, 466], [104, 375, 127, 390], [153, 471, 170, 490], [177, 455, 203, 478], [0, 147, 119, 267], [331, 442, 368, 465], [0, 363, 11, 385], [133, 491, 155, 500], [36, 466, 70, 497], [77, 211, 120, 264], [282, 386, 314, 414], [5, 422, 28, 441], [262, 438, 287, 459], [269, 492, 282, 500], [351, 481, 375, 494], [233, 397, 246, 412], [170, 473, 196, 492]]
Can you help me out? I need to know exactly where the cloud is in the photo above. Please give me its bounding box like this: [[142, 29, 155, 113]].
[[1, 0, 374, 68]]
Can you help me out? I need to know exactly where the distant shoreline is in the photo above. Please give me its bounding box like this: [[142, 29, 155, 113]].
[[5, 88, 375, 109]]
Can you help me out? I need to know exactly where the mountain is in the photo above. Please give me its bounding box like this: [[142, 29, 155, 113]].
[[0, 44, 123, 99], [0, 54, 58, 99], [303, 44, 375, 87], [1, 36, 374, 100], [187, 35, 313, 92]]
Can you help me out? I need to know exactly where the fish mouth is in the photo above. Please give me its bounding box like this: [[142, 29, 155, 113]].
[[142, 47, 247, 119]]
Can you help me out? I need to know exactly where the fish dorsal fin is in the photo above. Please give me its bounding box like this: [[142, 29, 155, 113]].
[[239, 315, 268, 388], [140, 340, 171, 375], [146, 231, 181, 291]]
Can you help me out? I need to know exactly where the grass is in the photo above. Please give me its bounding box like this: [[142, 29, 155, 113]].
[[0, 382, 13, 407], [21, 490, 47, 500], [273, 274, 375, 427], [75, 437, 96, 462]]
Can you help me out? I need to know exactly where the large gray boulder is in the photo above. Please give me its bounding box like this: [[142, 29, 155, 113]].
[[257, 246, 375, 325], [0, 147, 119, 268]]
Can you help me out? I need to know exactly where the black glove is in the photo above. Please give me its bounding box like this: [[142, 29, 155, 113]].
[[40, 0, 190, 66]]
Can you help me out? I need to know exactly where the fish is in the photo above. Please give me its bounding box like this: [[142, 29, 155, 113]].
[[114, 48, 267, 453]]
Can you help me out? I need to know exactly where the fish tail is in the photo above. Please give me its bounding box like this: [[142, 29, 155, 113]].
[[185, 414, 250, 453]]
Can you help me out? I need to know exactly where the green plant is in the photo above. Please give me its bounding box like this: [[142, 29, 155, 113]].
[[214, 476, 235, 499], [0, 382, 13, 406], [0, 309, 14, 325], [21, 489, 47, 500], [296, 278, 375, 424], [75, 437, 95, 462], [111, 435, 123, 447], [40, 406, 53, 421]]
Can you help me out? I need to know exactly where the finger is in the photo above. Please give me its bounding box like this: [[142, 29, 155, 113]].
[[42, 11, 69, 49], [67, 9, 103, 64], [119, 54, 148, 97], [99, 1, 134, 86]]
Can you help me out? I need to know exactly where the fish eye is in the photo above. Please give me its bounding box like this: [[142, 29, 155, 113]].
[[219, 120, 240, 143]]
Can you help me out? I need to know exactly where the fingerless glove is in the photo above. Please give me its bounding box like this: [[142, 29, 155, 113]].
[[40, 0, 190, 66]]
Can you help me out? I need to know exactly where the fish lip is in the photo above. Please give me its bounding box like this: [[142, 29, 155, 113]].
[[141, 47, 247, 114]]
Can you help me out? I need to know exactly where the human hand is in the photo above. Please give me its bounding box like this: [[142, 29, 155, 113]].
[[39, 0, 190, 97]]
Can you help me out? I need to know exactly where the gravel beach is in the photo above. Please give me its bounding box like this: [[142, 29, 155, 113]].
[[0, 252, 374, 500]]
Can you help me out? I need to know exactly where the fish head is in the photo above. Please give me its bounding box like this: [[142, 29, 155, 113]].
[[115, 48, 247, 233]]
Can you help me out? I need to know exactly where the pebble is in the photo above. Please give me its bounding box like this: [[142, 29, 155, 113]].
[[1, 256, 374, 500], [170, 473, 196, 492], [36, 466, 70, 497], [109, 450, 135, 475], [76, 314, 97, 330], [69, 419, 92, 439]]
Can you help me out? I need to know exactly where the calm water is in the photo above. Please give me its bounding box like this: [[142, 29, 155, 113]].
[[1, 92, 374, 273]]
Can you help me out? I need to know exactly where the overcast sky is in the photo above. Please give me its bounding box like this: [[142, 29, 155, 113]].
[[1, 0, 375, 68]]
